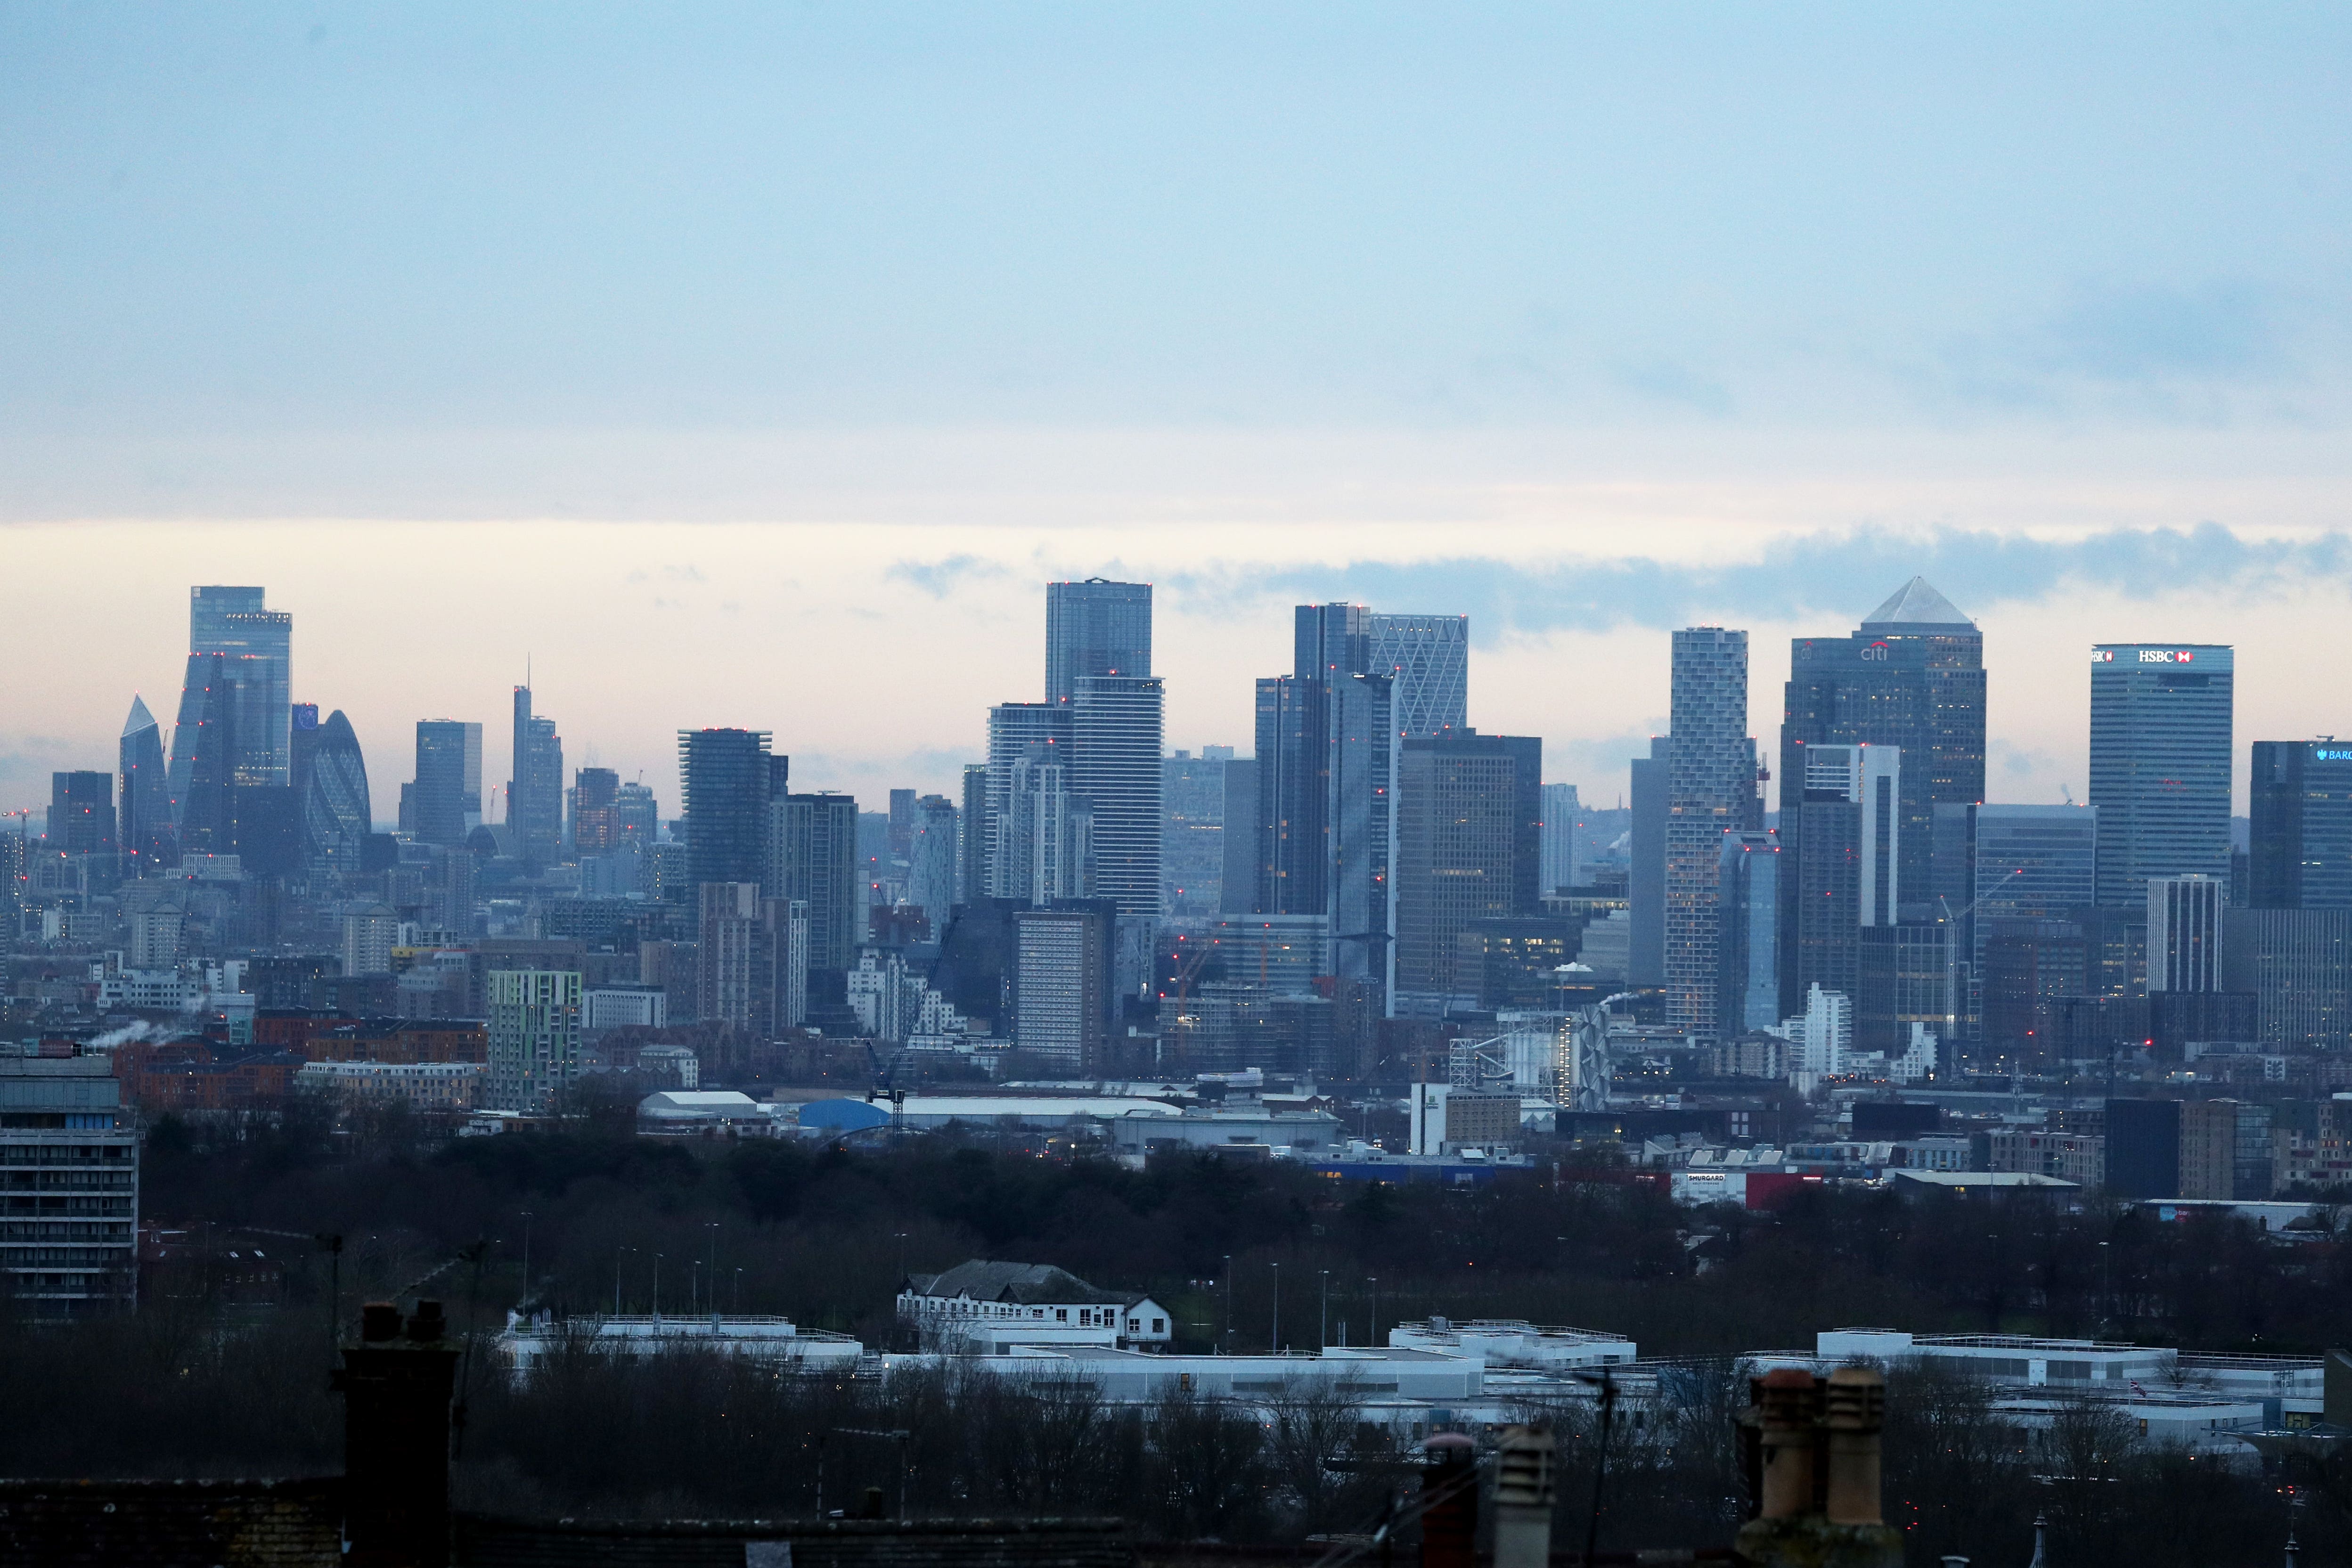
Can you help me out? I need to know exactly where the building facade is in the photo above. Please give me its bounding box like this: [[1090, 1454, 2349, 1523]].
[[1393, 732, 1543, 998], [1716, 829, 1781, 1035], [487, 968, 583, 1112], [1070, 675, 1164, 918], [678, 728, 777, 892], [508, 686, 564, 867], [2089, 644, 2233, 907], [1015, 906, 1109, 1072], [0, 1056, 138, 1315], [1665, 628, 1752, 1037], [2249, 740, 2352, 909], [411, 721, 483, 848], [1367, 613, 1469, 739], [766, 793, 860, 977], [1045, 578, 1152, 705]]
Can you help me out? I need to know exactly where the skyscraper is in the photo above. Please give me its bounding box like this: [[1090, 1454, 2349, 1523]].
[[1392, 731, 1543, 999], [411, 721, 483, 847], [1045, 578, 1152, 704], [1716, 830, 1781, 1034], [487, 968, 582, 1112], [508, 686, 565, 867], [2249, 740, 2352, 909], [958, 763, 989, 906], [1539, 782, 1581, 896], [982, 703, 1073, 898], [1071, 675, 1165, 918], [766, 792, 860, 976], [1368, 613, 1469, 738], [1964, 803, 2100, 1043], [1323, 671, 1396, 1007], [1665, 628, 1751, 1036], [1788, 743, 1902, 1013], [678, 728, 776, 890], [1781, 578, 1986, 973], [571, 767, 621, 855], [291, 707, 372, 876], [1628, 737, 1668, 986], [2089, 644, 2233, 907], [169, 586, 293, 822], [1252, 604, 1372, 916], [118, 696, 172, 874], [906, 794, 959, 932], [994, 751, 1091, 905], [48, 772, 115, 860]]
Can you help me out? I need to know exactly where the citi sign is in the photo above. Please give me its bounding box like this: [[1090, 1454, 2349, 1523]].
[[1860, 640, 1891, 662]]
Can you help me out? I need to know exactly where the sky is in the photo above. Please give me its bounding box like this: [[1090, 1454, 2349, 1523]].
[[4, 4, 2350, 820]]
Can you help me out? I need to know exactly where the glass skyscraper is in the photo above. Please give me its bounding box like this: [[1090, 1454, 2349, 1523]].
[[1367, 613, 1469, 738], [2249, 739, 2352, 909], [1045, 578, 1152, 704], [117, 695, 172, 873], [412, 720, 484, 848], [169, 586, 293, 823], [1071, 674, 1166, 918], [1781, 576, 1985, 928], [2089, 644, 2233, 907], [1716, 829, 1781, 1033]]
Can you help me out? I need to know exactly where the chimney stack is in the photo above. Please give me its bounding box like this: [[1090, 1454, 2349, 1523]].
[[1490, 1425, 1556, 1568], [1734, 1366, 1901, 1568], [1416, 1432, 1477, 1568], [336, 1299, 460, 1568]]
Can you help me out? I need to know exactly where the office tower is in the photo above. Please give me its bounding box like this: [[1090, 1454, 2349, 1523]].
[[167, 587, 294, 825], [614, 781, 657, 846], [1716, 829, 1780, 1034], [411, 721, 483, 847], [118, 696, 172, 874], [959, 763, 988, 906], [507, 686, 564, 867], [172, 653, 238, 853], [1368, 613, 1469, 738], [1795, 984, 1853, 1078], [1393, 732, 1543, 998], [907, 795, 959, 932], [1162, 748, 1229, 916], [1252, 603, 1376, 919], [291, 707, 372, 876], [571, 767, 621, 855], [1962, 804, 2099, 1045], [2090, 644, 2233, 907], [1628, 738, 1667, 986], [678, 729, 775, 890], [1788, 744, 1902, 1012], [487, 968, 583, 1112], [887, 788, 918, 870], [2249, 740, 2352, 908], [1781, 577, 1986, 914], [1070, 675, 1164, 918], [1665, 628, 1750, 1036], [780, 898, 810, 1029], [1015, 906, 1109, 1071], [1218, 758, 1258, 914], [982, 703, 1073, 897], [1540, 783, 1581, 896], [1324, 673, 1396, 1014], [2148, 874, 2226, 992], [2225, 909, 2352, 1050], [766, 792, 860, 975], [48, 772, 116, 860], [995, 751, 1091, 904], [1859, 919, 1955, 1059], [1045, 578, 1152, 704]]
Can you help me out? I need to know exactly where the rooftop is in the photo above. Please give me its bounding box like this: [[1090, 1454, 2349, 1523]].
[[1860, 575, 1974, 629]]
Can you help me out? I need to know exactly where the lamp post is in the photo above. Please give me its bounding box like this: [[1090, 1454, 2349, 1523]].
[[653, 1252, 663, 1320], [708, 1222, 721, 1322], [1270, 1261, 1281, 1353], [1367, 1275, 1379, 1348], [1319, 1270, 1330, 1350], [519, 1210, 534, 1306], [1222, 1254, 1232, 1355], [614, 1245, 632, 1315]]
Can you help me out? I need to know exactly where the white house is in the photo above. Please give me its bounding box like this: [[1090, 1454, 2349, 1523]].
[[897, 1259, 1174, 1352]]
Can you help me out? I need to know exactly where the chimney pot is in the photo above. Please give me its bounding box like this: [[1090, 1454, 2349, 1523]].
[[408, 1299, 448, 1342], [361, 1302, 402, 1342]]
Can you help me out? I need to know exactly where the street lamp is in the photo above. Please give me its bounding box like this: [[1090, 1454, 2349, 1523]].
[[614, 1245, 633, 1315], [1270, 1261, 1280, 1353], [1222, 1255, 1232, 1355], [1319, 1270, 1330, 1351], [653, 1253, 663, 1320], [519, 1210, 534, 1306], [1367, 1275, 1379, 1348]]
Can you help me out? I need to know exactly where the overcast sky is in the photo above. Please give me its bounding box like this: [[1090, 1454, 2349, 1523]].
[[5, 4, 2349, 817]]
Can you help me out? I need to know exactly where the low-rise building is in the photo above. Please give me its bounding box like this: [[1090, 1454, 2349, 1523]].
[[898, 1259, 1173, 1352], [1387, 1317, 1635, 1371], [497, 1315, 864, 1378], [1986, 1128, 2106, 1187], [292, 1060, 482, 1112]]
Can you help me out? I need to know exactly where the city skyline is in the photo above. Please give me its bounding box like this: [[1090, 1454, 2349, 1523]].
[[2, 539, 2338, 827]]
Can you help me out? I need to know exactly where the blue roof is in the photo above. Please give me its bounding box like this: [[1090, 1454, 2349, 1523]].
[[798, 1098, 891, 1131]]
